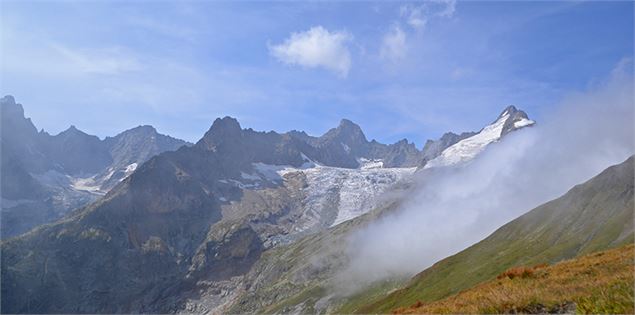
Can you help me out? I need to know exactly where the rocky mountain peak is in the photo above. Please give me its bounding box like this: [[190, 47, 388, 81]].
[[321, 118, 368, 146], [1, 95, 22, 116], [338, 118, 360, 129], [337, 118, 365, 135], [1, 95, 37, 135], [129, 125, 158, 134], [499, 105, 534, 136], [210, 116, 242, 135], [58, 125, 93, 139], [498, 105, 519, 118], [197, 116, 243, 151]]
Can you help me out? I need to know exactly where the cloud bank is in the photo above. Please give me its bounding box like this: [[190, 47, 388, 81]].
[[269, 26, 352, 77], [336, 62, 635, 292]]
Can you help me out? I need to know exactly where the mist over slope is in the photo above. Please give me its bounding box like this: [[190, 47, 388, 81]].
[[356, 154, 634, 313], [340, 65, 634, 290]]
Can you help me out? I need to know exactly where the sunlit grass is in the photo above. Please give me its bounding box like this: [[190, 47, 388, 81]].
[[392, 244, 634, 314]]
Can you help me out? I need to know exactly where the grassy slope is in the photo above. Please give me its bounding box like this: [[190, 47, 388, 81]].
[[394, 244, 634, 314], [353, 156, 634, 314]]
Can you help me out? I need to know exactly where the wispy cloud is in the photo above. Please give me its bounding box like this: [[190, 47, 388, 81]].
[[51, 44, 142, 75], [269, 26, 353, 77], [380, 24, 407, 62], [377, 0, 456, 64], [400, 0, 456, 31]]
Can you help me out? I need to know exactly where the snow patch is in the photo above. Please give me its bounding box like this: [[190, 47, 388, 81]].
[[240, 172, 261, 181], [514, 118, 535, 128], [124, 163, 138, 175], [70, 176, 105, 194], [341, 142, 351, 153], [358, 158, 384, 169]]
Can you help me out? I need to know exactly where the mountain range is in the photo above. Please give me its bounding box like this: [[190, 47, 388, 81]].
[[1, 95, 191, 238], [0, 95, 541, 313], [6, 94, 630, 314]]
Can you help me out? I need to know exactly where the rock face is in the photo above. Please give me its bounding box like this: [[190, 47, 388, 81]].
[[1, 97, 539, 314], [0, 96, 190, 238]]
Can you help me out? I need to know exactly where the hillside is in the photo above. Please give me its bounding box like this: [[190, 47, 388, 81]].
[[353, 155, 634, 314], [394, 244, 634, 314]]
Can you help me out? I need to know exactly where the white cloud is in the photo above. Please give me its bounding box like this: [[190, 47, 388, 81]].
[[380, 25, 407, 62], [269, 26, 352, 77], [400, 5, 427, 30], [400, 0, 456, 31]]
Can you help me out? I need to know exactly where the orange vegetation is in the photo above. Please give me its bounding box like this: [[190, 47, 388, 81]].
[[393, 244, 634, 314]]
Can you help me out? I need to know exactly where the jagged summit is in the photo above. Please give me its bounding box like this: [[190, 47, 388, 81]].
[[324, 118, 367, 143], [424, 105, 535, 169], [207, 116, 242, 136], [500, 105, 534, 136], [197, 116, 243, 151], [61, 125, 83, 134], [1, 94, 16, 104], [128, 125, 157, 133], [499, 105, 519, 118], [338, 118, 362, 130], [1, 95, 26, 119]]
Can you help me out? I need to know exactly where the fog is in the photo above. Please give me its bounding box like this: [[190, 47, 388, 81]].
[[336, 63, 634, 293]]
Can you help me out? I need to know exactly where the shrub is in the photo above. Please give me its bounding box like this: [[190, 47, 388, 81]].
[[497, 266, 535, 280]]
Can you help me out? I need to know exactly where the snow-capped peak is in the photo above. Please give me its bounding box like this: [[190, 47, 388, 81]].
[[424, 106, 534, 169]]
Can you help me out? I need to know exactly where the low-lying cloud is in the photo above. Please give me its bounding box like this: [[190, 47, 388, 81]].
[[337, 61, 634, 292], [269, 26, 352, 77]]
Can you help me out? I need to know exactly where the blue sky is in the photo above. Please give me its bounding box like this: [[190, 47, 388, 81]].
[[1, 1, 632, 146]]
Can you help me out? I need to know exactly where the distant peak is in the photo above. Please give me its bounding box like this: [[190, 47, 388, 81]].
[[1, 95, 24, 118], [337, 118, 364, 131], [499, 105, 534, 136], [334, 118, 363, 134], [57, 125, 92, 138], [131, 125, 157, 133], [138, 124, 156, 130], [499, 105, 518, 118], [62, 125, 85, 135], [197, 116, 243, 150], [211, 116, 241, 131], [339, 118, 356, 127], [1, 95, 16, 105]]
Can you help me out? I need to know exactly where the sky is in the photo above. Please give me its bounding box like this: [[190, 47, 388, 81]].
[[1, 1, 633, 146]]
